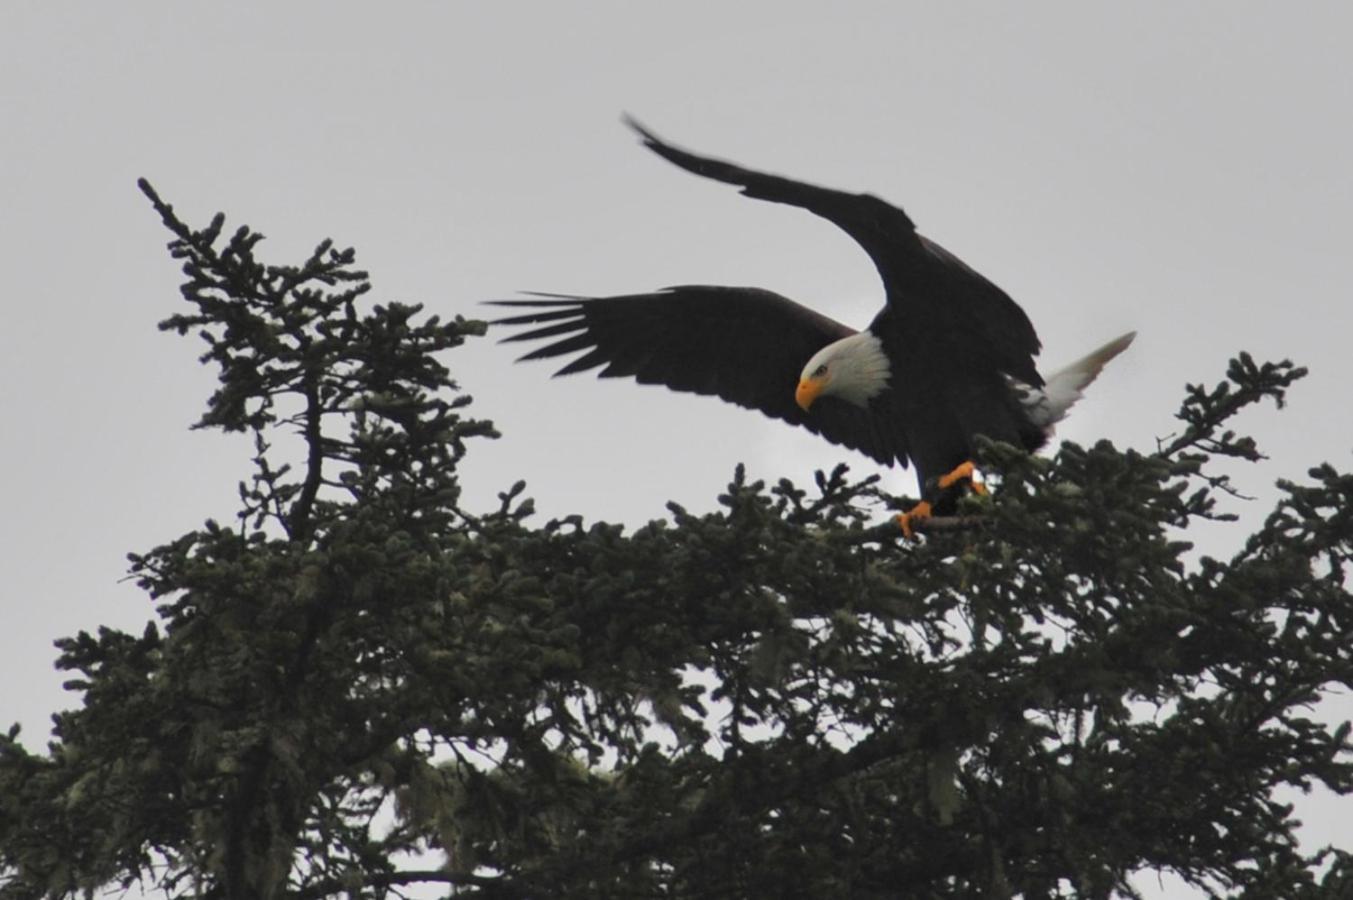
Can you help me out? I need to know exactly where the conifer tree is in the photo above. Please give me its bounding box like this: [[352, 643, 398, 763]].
[[1, 187, 1349, 898]]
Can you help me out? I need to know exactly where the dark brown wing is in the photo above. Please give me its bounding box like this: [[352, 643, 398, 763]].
[[906, 237, 1044, 387], [489, 285, 910, 467], [624, 115, 921, 280], [624, 116, 1043, 388]]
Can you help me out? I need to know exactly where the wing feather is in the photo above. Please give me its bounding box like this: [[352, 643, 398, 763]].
[[624, 117, 1044, 388], [500, 319, 589, 343], [624, 115, 920, 275], [489, 285, 910, 467]]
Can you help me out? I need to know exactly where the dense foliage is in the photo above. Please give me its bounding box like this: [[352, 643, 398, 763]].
[[2, 188, 1350, 898]]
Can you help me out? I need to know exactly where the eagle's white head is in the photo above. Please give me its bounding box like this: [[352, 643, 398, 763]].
[[795, 331, 891, 411]]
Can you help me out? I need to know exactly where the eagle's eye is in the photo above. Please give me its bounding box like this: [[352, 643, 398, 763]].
[[812, 364, 828, 378]]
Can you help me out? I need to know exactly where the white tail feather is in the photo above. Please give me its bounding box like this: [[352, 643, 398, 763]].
[[1013, 331, 1136, 430]]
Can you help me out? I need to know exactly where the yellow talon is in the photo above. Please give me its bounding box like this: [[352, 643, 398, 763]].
[[938, 460, 986, 495], [895, 500, 933, 539]]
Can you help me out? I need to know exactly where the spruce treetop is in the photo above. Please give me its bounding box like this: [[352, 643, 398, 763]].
[[1, 187, 1349, 899]]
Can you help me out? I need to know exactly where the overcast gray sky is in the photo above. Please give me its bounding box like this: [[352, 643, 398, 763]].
[[4, 3, 1350, 892]]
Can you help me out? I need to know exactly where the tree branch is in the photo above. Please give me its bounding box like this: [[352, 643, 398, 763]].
[[845, 515, 989, 544], [294, 868, 524, 900]]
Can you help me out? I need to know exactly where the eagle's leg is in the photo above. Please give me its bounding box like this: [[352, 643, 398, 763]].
[[895, 462, 987, 538], [894, 501, 933, 539], [937, 460, 987, 495]]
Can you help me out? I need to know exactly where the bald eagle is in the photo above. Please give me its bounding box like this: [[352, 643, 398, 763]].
[[493, 118, 1134, 533]]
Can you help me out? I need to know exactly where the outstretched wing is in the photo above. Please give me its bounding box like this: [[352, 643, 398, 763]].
[[624, 115, 921, 278], [624, 116, 1043, 387], [490, 285, 910, 467]]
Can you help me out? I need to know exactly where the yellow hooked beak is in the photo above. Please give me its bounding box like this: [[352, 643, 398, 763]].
[[795, 376, 825, 412]]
